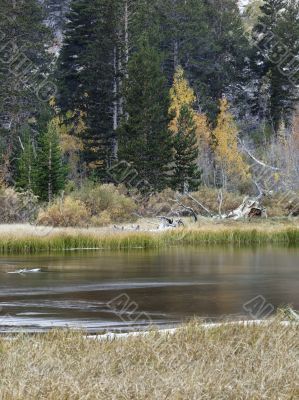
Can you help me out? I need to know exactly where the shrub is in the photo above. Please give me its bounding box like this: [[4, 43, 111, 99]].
[[37, 196, 90, 227], [73, 183, 137, 224], [0, 187, 39, 223], [263, 192, 299, 218], [189, 187, 243, 214], [143, 187, 243, 218], [90, 210, 112, 227], [143, 188, 177, 217]]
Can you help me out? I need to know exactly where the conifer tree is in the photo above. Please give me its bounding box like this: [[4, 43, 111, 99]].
[[171, 105, 201, 192], [34, 120, 65, 202], [201, 0, 251, 120], [169, 67, 200, 192], [253, 0, 299, 131], [58, 0, 121, 178], [153, 0, 250, 120], [118, 39, 173, 191], [0, 0, 51, 181], [16, 128, 36, 192]]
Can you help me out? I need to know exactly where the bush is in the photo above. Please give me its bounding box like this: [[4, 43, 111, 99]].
[[37, 196, 90, 227], [263, 192, 299, 218], [0, 187, 39, 223], [143, 188, 177, 217], [143, 187, 243, 217], [90, 210, 112, 227], [190, 187, 243, 214], [73, 183, 137, 225]]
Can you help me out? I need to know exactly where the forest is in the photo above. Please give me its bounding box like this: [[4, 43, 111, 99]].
[[1, 0, 299, 226], [0, 4, 298, 398]]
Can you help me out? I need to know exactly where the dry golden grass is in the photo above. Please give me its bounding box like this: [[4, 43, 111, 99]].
[[0, 317, 297, 399], [0, 219, 298, 253]]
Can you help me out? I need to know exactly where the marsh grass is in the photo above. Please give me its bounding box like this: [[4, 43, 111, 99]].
[[0, 221, 299, 253], [0, 317, 297, 399]]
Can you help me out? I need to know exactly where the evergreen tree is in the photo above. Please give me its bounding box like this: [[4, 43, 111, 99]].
[[169, 67, 200, 192], [42, 0, 71, 39], [118, 39, 173, 191], [0, 0, 51, 181], [16, 127, 36, 192], [150, 0, 250, 121], [253, 0, 299, 131], [200, 0, 251, 120], [171, 105, 201, 192], [34, 120, 65, 202], [57, 0, 121, 178]]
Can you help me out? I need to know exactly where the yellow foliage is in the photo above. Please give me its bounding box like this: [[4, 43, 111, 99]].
[[168, 66, 211, 148], [213, 98, 249, 180], [169, 66, 196, 133], [49, 98, 86, 156], [49, 96, 56, 108], [37, 197, 90, 227], [194, 113, 211, 147]]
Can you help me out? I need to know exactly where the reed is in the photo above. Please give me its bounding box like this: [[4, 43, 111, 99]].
[[0, 316, 297, 399], [0, 223, 298, 253]]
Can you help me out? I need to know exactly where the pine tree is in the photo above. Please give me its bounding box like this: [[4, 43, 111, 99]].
[[171, 105, 201, 192], [16, 128, 36, 192], [253, 0, 299, 131], [42, 0, 71, 39], [118, 39, 173, 191], [169, 67, 200, 192], [0, 0, 51, 181], [57, 0, 122, 178], [34, 120, 65, 202], [201, 0, 251, 120], [152, 0, 250, 121]]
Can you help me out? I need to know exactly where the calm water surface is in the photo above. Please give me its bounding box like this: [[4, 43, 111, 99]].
[[0, 246, 298, 333]]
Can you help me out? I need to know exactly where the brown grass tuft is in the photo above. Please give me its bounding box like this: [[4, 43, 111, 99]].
[[0, 318, 297, 399]]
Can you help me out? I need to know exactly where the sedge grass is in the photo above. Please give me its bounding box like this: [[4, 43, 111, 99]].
[[0, 316, 297, 399], [0, 221, 299, 253]]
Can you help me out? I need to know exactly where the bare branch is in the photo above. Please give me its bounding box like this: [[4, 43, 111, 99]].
[[238, 138, 280, 171], [187, 193, 214, 217], [217, 189, 223, 217]]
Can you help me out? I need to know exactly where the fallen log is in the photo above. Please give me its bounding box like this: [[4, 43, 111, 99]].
[[222, 196, 267, 220]]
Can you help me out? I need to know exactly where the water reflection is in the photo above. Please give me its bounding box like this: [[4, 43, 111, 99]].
[[0, 246, 298, 333]]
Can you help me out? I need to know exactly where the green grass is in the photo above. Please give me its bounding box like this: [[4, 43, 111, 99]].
[[0, 224, 299, 254]]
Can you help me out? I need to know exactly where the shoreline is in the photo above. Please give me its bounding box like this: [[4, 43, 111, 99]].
[[0, 221, 299, 253], [88, 318, 298, 341]]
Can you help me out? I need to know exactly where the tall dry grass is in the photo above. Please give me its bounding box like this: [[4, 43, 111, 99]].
[[0, 220, 298, 253], [0, 317, 297, 399]]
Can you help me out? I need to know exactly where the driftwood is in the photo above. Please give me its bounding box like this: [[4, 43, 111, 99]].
[[171, 190, 268, 223], [157, 216, 185, 229], [221, 196, 267, 220]]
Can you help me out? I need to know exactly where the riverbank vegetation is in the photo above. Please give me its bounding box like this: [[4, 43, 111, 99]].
[[0, 219, 298, 254], [1, 183, 299, 228], [1, 0, 299, 227], [0, 316, 297, 399]]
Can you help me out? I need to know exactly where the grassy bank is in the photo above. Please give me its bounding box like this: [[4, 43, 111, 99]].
[[0, 221, 299, 253], [0, 317, 297, 399]]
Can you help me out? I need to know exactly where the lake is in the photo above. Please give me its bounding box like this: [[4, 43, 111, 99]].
[[0, 246, 298, 333]]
